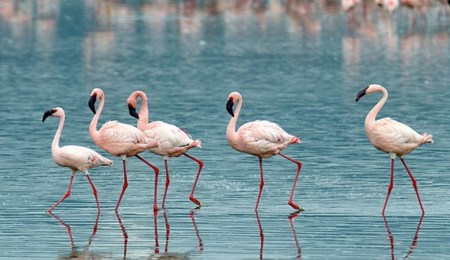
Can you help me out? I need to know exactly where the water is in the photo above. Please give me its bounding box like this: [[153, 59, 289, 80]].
[[1, 0, 450, 259]]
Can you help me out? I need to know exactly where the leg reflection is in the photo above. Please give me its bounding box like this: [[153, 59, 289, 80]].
[[382, 214, 425, 260], [48, 211, 74, 249], [115, 211, 128, 259], [382, 215, 395, 260], [154, 210, 160, 254], [163, 210, 170, 253], [190, 209, 204, 251], [404, 214, 424, 259], [48, 210, 100, 258], [150, 209, 203, 258], [255, 211, 264, 260], [288, 212, 302, 259]]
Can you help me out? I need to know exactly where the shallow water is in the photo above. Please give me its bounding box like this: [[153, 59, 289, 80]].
[[1, 0, 450, 259]]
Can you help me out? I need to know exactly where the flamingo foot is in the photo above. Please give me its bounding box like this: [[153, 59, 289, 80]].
[[189, 196, 201, 207], [288, 200, 304, 212]]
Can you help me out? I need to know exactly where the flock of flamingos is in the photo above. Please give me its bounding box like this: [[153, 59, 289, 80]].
[[42, 84, 432, 217]]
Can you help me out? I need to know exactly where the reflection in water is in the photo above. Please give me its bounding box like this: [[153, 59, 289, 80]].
[[48, 211, 105, 259], [116, 210, 203, 259], [189, 209, 204, 252], [256, 211, 302, 259], [288, 212, 302, 259], [255, 211, 264, 259], [115, 212, 128, 259], [382, 214, 424, 260], [149, 209, 203, 259]]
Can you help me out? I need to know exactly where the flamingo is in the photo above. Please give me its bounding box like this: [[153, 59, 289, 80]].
[[376, 0, 400, 12], [355, 84, 432, 215], [226, 92, 303, 211], [88, 88, 160, 212], [341, 0, 360, 12], [127, 91, 203, 208], [42, 107, 113, 213]]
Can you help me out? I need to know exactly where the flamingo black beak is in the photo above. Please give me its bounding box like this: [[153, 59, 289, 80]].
[[88, 93, 97, 114], [226, 98, 234, 117], [128, 104, 139, 119], [42, 108, 57, 122], [355, 86, 369, 102]]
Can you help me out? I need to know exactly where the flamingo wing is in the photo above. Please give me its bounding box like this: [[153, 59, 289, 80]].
[[144, 121, 194, 150], [100, 121, 148, 144], [239, 120, 291, 144], [234, 120, 294, 157], [56, 145, 111, 170], [370, 117, 424, 154]]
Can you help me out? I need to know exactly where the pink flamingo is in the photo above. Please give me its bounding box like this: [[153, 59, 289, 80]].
[[356, 84, 432, 215], [127, 91, 203, 208], [226, 92, 303, 211], [88, 88, 160, 212], [42, 107, 113, 213]]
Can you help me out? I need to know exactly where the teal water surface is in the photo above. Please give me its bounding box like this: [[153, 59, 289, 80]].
[[1, 0, 450, 259]]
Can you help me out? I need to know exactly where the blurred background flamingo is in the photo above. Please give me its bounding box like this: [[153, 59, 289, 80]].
[[42, 107, 112, 213]]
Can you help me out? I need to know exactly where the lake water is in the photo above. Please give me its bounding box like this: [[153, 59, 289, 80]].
[[1, 0, 449, 259]]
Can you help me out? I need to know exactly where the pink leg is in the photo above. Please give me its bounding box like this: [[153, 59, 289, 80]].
[[255, 157, 265, 211], [279, 153, 303, 211], [400, 158, 425, 215], [162, 159, 170, 209], [183, 153, 203, 206], [115, 159, 129, 212], [85, 174, 100, 214], [135, 154, 160, 212], [48, 171, 75, 212], [382, 159, 395, 215]]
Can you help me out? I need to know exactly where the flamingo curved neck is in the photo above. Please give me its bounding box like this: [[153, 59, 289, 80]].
[[227, 98, 242, 141], [52, 113, 64, 150], [137, 95, 150, 128], [89, 95, 104, 140], [366, 88, 388, 126]]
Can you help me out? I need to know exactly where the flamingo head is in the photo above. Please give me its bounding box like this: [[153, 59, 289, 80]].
[[88, 93, 97, 114], [356, 84, 385, 102], [89, 88, 105, 114], [127, 91, 146, 119], [226, 91, 241, 117], [128, 103, 139, 119], [42, 107, 63, 122], [355, 86, 369, 102]]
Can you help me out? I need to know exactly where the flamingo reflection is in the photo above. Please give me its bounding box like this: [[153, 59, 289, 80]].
[[288, 212, 302, 259], [149, 209, 204, 259], [48, 211, 104, 259], [115, 212, 128, 259], [256, 211, 302, 259], [255, 211, 264, 259], [382, 214, 424, 259]]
